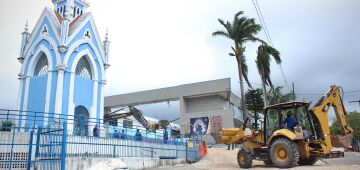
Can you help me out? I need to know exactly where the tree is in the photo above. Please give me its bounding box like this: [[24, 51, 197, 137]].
[[330, 111, 360, 140], [267, 86, 295, 105], [256, 44, 281, 106], [245, 89, 264, 129], [213, 11, 264, 119]]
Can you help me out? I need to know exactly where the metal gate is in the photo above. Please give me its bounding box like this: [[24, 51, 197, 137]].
[[29, 121, 67, 170]]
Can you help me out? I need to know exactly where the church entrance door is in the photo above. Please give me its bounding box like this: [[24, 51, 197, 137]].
[[74, 105, 89, 136]]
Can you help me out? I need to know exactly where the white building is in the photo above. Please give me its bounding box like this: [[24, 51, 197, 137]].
[[105, 78, 248, 142]]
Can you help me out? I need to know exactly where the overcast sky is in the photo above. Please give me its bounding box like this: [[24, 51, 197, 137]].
[[0, 0, 359, 121]]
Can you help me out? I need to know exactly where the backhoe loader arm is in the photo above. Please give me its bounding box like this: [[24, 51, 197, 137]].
[[310, 85, 353, 148]]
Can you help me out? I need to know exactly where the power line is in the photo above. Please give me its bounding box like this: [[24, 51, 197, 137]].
[[251, 0, 272, 45], [349, 100, 360, 108], [344, 90, 360, 93], [251, 0, 292, 92], [254, 0, 273, 45]]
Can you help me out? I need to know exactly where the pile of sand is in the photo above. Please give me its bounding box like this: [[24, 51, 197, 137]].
[[86, 159, 128, 170], [190, 147, 240, 169]]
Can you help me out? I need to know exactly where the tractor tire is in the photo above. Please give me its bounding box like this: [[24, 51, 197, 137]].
[[298, 157, 318, 165], [263, 159, 273, 166], [269, 138, 300, 168], [237, 147, 253, 169]]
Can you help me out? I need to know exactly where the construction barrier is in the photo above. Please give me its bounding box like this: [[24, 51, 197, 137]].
[[198, 140, 207, 157]]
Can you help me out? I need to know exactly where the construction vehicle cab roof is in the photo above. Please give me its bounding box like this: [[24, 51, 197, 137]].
[[264, 101, 309, 110]]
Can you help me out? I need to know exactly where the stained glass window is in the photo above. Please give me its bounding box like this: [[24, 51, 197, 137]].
[[75, 56, 92, 80], [34, 53, 49, 76]]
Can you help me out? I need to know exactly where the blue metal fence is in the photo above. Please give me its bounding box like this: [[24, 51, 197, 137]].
[[0, 109, 200, 170]]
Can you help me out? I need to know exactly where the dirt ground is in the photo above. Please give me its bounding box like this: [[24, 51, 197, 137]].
[[150, 147, 360, 170]]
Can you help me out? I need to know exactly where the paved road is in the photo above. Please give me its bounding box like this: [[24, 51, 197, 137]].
[[321, 152, 360, 166], [149, 148, 360, 170]]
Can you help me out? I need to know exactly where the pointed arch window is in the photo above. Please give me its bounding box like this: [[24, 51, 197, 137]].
[[34, 53, 49, 76], [75, 56, 92, 80]]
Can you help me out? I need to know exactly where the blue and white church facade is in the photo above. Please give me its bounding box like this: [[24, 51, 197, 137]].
[[17, 0, 110, 131]]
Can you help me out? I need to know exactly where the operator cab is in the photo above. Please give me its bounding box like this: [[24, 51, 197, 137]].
[[264, 101, 315, 144]]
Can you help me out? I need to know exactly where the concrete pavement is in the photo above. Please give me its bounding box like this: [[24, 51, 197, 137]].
[[148, 148, 360, 170]]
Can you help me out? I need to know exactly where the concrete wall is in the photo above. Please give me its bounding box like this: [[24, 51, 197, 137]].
[[0, 131, 187, 170], [180, 95, 234, 134], [66, 157, 186, 170], [105, 78, 231, 108], [185, 95, 227, 113]]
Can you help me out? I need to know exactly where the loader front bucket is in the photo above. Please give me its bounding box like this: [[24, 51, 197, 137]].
[[331, 133, 353, 147]]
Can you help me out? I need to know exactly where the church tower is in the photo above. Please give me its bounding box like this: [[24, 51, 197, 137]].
[[17, 0, 110, 132]]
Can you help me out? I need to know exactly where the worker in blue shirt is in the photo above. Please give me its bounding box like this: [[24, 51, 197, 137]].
[[120, 129, 127, 139], [283, 112, 297, 131], [113, 129, 120, 138], [135, 129, 142, 141]]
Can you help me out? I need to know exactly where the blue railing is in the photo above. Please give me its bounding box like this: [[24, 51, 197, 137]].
[[0, 109, 200, 170], [0, 109, 184, 141]]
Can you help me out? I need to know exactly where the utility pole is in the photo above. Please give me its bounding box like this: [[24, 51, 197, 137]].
[[292, 82, 295, 101], [350, 100, 360, 109]]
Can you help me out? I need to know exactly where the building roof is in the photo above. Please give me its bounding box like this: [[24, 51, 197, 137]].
[[264, 101, 309, 110], [105, 78, 240, 108]]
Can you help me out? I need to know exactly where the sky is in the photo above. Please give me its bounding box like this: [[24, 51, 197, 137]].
[[0, 0, 359, 121]]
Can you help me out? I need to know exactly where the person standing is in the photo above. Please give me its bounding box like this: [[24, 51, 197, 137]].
[[135, 129, 142, 141], [113, 129, 119, 138], [93, 124, 99, 137], [163, 129, 169, 144], [120, 129, 127, 139]]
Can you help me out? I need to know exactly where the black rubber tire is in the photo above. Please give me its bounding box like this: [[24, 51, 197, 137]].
[[298, 157, 318, 165], [269, 138, 300, 168], [237, 147, 253, 169], [263, 159, 273, 166]]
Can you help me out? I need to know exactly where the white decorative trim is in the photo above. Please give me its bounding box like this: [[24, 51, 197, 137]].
[[16, 79, 23, 110], [91, 80, 98, 120], [58, 45, 68, 53], [99, 82, 104, 123], [16, 78, 24, 131], [25, 45, 54, 77], [24, 8, 61, 50], [22, 36, 61, 75], [57, 64, 67, 71], [67, 13, 106, 62], [68, 101, 75, 131], [54, 65, 66, 116], [44, 71, 52, 113], [63, 39, 105, 77], [21, 77, 29, 129]]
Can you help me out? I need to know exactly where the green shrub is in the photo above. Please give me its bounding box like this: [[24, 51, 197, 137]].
[[1, 120, 14, 131]]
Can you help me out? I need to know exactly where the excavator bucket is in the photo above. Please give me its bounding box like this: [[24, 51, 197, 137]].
[[331, 133, 353, 147]]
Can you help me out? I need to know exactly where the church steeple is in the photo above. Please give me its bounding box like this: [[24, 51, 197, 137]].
[[53, 0, 90, 53], [58, 0, 73, 53], [52, 0, 89, 19], [103, 29, 110, 69]]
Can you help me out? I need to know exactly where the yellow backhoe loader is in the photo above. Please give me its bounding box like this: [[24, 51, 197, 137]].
[[220, 85, 353, 168]]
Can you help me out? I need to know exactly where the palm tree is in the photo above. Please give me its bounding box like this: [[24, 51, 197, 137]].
[[255, 44, 281, 106], [212, 11, 263, 120]]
